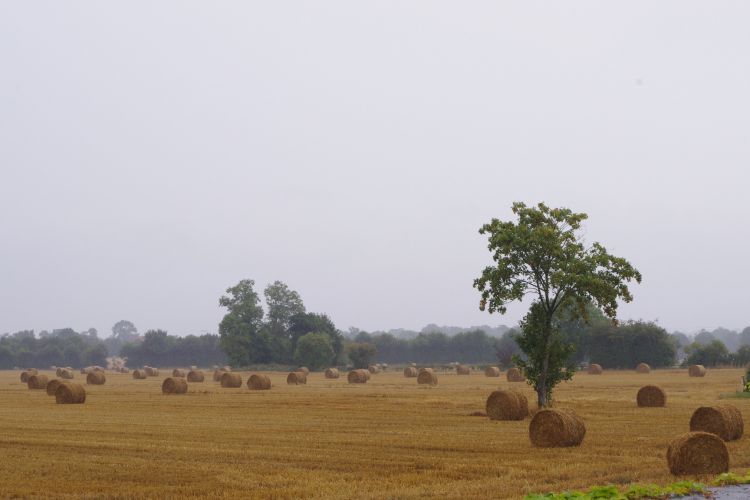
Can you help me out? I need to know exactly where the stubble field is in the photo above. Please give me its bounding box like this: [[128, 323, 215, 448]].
[[1, 368, 749, 499]]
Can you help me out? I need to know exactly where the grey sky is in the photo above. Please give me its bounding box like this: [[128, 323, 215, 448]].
[[1, 2, 749, 337]]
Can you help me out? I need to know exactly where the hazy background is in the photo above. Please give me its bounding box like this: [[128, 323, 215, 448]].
[[1, 2, 748, 337]]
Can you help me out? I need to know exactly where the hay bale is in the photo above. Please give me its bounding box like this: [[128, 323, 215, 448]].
[[46, 379, 63, 396], [93, 366, 105, 373], [55, 368, 62, 377], [20, 369, 38, 383], [456, 365, 471, 375], [418, 367, 434, 375], [347, 369, 369, 384], [506, 367, 525, 382], [417, 370, 438, 386], [667, 431, 729, 475], [588, 363, 603, 375], [287, 371, 307, 385], [27, 374, 49, 390], [298, 367, 310, 375], [55, 382, 86, 404], [132, 369, 147, 379], [688, 364, 706, 377], [368, 365, 381, 374], [689, 405, 744, 441], [145, 366, 159, 377], [529, 408, 586, 447], [484, 366, 501, 377], [172, 369, 186, 378], [187, 370, 205, 382], [213, 369, 226, 381], [324, 368, 340, 379], [485, 390, 529, 421], [162, 377, 188, 394], [247, 373, 271, 390], [86, 371, 106, 385], [403, 367, 418, 378], [637, 385, 666, 407], [635, 363, 651, 374], [220, 372, 243, 388]]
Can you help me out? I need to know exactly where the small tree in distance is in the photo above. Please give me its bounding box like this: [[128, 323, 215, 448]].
[[347, 343, 377, 369], [294, 332, 334, 370]]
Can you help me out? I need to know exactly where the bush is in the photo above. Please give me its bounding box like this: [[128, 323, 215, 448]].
[[294, 332, 335, 370]]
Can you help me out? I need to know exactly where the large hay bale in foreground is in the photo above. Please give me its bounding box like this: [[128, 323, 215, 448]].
[[46, 379, 63, 396], [635, 363, 651, 374], [162, 377, 188, 394], [506, 367, 525, 382], [417, 370, 438, 386], [529, 408, 586, 447], [484, 366, 501, 377], [637, 385, 666, 407], [172, 369, 186, 378], [667, 431, 729, 475], [347, 369, 369, 384], [486, 390, 529, 421], [588, 363, 603, 375], [688, 365, 706, 377], [368, 365, 381, 374], [55, 382, 86, 404], [297, 367, 310, 375], [20, 369, 38, 383], [287, 371, 307, 385], [247, 374, 271, 390], [27, 374, 49, 390], [187, 370, 204, 382], [403, 367, 418, 378], [213, 369, 226, 382], [324, 368, 340, 379], [86, 371, 106, 385], [456, 365, 471, 375], [689, 405, 744, 441], [132, 369, 147, 380], [220, 372, 243, 388]]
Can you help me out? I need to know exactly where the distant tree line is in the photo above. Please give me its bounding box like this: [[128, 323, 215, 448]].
[[0, 328, 107, 369], [120, 330, 226, 367]]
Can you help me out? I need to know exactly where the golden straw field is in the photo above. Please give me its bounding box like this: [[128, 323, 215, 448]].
[[2, 368, 750, 499]]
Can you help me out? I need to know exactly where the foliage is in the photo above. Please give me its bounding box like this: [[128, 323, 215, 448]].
[[525, 480, 708, 499], [474, 202, 642, 406], [120, 330, 226, 367], [265, 281, 306, 332], [218, 279, 267, 366], [346, 342, 377, 369], [684, 339, 730, 367], [495, 329, 523, 368], [293, 332, 335, 370], [587, 321, 676, 369], [352, 329, 500, 364], [0, 329, 108, 369], [289, 312, 343, 362]]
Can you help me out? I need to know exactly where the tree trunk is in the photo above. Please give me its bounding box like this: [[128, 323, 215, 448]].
[[536, 315, 554, 408]]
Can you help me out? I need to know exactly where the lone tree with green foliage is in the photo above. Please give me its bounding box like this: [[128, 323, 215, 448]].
[[474, 202, 641, 407]]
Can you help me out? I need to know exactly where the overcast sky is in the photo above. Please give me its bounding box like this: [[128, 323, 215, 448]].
[[1, 2, 749, 338]]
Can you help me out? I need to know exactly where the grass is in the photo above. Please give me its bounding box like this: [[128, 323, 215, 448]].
[[1, 368, 749, 498]]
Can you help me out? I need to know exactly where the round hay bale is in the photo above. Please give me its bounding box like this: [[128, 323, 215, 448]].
[[637, 385, 666, 407], [247, 373, 271, 390], [485, 366, 501, 377], [93, 366, 105, 373], [417, 370, 438, 386], [636, 363, 651, 374], [46, 379, 63, 396], [162, 377, 188, 394], [485, 390, 529, 421], [368, 365, 381, 374], [456, 365, 471, 375], [298, 367, 310, 375], [55, 382, 86, 404], [588, 363, 603, 375], [213, 369, 226, 381], [688, 364, 706, 377], [27, 374, 49, 390], [86, 371, 106, 385], [418, 367, 434, 375], [20, 369, 38, 383], [55, 368, 62, 377], [132, 369, 147, 379], [689, 405, 744, 441], [220, 372, 243, 388], [324, 368, 340, 379], [667, 431, 729, 475], [172, 369, 186, 378], [187, 370, 205, 382], [287, 372, 307, 385], [347, 369, 369, 384], [506, 367, 525, 382], [403, 367, 418, 378], [529, 408, 586, 447], [58, 369, 74, 379]]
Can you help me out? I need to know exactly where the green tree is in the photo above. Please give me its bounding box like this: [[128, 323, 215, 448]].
[[347, 342, 377, 369], [685, 340, 729, 367], [218, 279, 266, 367], [294, 332, 335, 370], [288, 312, 343, 362], [474, 202, 642, 407], [264, 281, 306, 331], [588, 321, 675, 368]]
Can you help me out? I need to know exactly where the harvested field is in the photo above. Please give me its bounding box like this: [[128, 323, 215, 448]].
[[1, 368, 750, 498]]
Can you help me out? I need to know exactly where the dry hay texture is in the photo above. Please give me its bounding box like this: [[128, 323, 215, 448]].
[[368, 365, 381, 374], [55, 381, 86, 404], [485, 390, 529, 421], [46, 379, 63, 396], [456, 365, 471, 375], [636, 385, 666, 407], [187, 370, 205, 382], [213, 370, 226, 382], [221, 372, 243, 388], [689, 364, 706, 377], [506, 367, 525, 382], [324, 368, 340, 379], [27, 374, 49, 390], [20, 369, 38, 383], [667, 431, 729, 475], [162, 377, 188, 394], [287, 371, 307, 385], [529, 408, 586, 448], [247, 374, 272, 390], [298, 367, 310, 375], [86, 371, 106, 385], [403, 367, 418, 378], [172, 369, 186, 378], [132, 369, 147, 380], [484, 366, 501, 377], [635, 363, 651, 374], [587, 364, 603, 375], [417, 370, 438, 386], [347, 369, 370, 384], [689, 405, 744, 441]]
